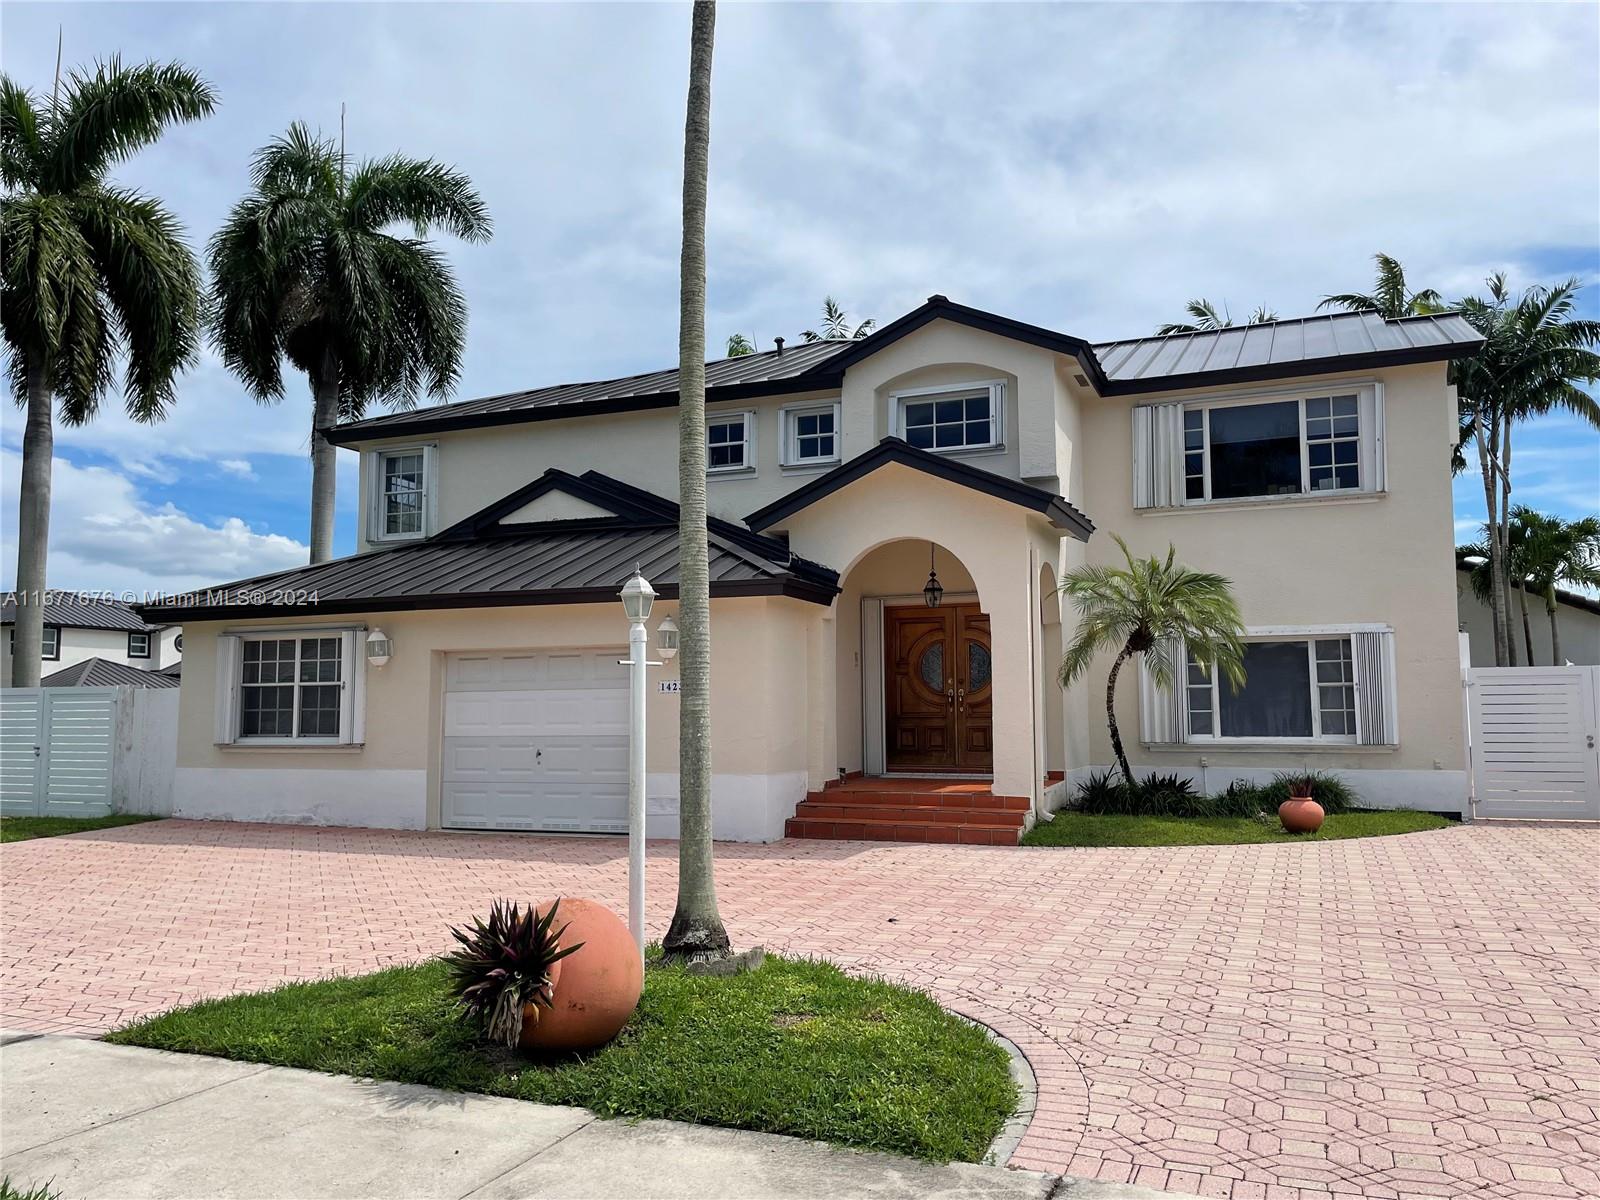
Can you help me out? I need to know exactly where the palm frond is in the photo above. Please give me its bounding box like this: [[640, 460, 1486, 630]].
[[346, 154, 492, 243], [49, 57, 215, 191], [0, 76, 44, 190]]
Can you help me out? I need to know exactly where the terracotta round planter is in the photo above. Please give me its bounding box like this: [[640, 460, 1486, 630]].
[[519, 897, 642, 1053], [1278, 797, 1325, 834]]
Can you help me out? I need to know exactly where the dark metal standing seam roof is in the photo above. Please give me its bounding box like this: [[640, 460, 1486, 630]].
[[41, 658, 181, 688], [135, 472, 841, 623], [327, 340, 851, 443], [1091, 312, 1483, 391], [0, 593, 165, 632]]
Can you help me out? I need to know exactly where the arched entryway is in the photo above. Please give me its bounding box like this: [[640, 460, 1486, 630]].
[[836, 539, 993, 778]]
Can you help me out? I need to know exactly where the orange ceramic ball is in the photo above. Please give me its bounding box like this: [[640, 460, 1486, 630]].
[[519, 897, 642, 1053]]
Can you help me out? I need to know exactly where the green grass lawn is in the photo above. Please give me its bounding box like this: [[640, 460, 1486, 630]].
[[1021, 808, 1451, 847], [0, 814, 161, 843], [107, 954, 1015, 1163]]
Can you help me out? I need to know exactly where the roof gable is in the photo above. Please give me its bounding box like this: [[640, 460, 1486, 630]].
[[744, 437, 1094, 540]]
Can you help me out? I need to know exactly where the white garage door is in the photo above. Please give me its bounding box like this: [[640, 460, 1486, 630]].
[[442, 649, 628, 833]]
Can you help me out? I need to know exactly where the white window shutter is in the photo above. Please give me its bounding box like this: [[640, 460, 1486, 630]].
[[1359, 387, 1386, 493], [1353, 630, 1398, 745], [1138, 638, 1185, 744], [1132, 404, 1184, 509], [214, 635, 240, 744], [339, 631, 367, 746]]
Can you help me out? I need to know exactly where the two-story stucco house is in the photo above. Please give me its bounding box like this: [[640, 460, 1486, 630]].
[[2, 594, 181, 687], [138, 296, 1482, 842]]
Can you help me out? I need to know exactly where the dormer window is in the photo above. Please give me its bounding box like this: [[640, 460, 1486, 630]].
[[367, 445, 436, 542], [891, 381, 1005, 453], [128, 631, 152, 659]]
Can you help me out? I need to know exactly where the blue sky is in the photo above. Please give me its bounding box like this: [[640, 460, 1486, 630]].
[[2, 1, 1597, 593]]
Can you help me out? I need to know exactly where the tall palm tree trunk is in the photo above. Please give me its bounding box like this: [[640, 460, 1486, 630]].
[[1473, 420, 1508, 665], [1545, 589, 1564, 665], [308, 357, 341, 564], [11, 350, 53, 688], [1499, 421, 1517, 661], [1106, 641, 1136, 787], [662, 0, 730, 962]]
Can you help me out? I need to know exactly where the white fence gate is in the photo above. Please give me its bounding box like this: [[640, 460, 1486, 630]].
[[0, 686, 178, 818], [1466, 666, 1600, 821]]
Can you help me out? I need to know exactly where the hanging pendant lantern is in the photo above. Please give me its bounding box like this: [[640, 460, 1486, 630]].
[[923, 543, 944, 608]]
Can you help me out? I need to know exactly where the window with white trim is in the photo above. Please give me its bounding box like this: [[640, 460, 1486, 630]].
[[379, 450, 427, 537], [8, 626, 60, 660], [128, 631, 152, 659], [781, 403, 840, 466], [1185, 637, 1359, 742], [707, 411, 754, 472], [238, 636, 343, 739], [1137, 384, 1381, 510], [893, 381, 1004, 452]]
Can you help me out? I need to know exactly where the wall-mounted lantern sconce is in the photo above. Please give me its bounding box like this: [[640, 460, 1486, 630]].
[[366, 628, 393, 667]]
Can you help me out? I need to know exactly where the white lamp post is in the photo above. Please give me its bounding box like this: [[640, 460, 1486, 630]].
[[618, 568, 660, 964]]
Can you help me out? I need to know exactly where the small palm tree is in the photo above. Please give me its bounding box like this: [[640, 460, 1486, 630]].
[[1058, 537, 1246, 786], [1, 58, 215, 687], [800, 296, 874, 342], [1156, 299, 1276, 336], [209, 123, 492, 563], [1519, 511, 1600, 665], [1318, 253, 1443, 319], [724, 332, 755, 357]]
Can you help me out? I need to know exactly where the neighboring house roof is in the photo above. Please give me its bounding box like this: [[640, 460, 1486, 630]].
[[325, 298, 1483, 445], [1093, 312, 1483, 393], [41, 657, 181, 688], [0, 592, 165, 633], [136, 471, 841, 622], [1456, 565, 1600, 617], [159, 661, 183, 678], [744, 436, 1095, 539]]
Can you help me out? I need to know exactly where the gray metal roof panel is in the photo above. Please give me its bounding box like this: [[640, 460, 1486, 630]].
[[0, 593, 162, 632], [1091, 311, 1482, 388], [42, 657, 181, 688]]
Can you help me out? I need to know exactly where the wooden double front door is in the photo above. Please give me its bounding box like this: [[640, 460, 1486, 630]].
[[884, 603, 993, 772]]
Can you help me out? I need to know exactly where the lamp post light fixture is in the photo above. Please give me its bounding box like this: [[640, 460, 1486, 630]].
[[618, 567, 661, 965], [656, 615, 679, 661], [923, 543, 944, 608], [366, 628, 393, 667]]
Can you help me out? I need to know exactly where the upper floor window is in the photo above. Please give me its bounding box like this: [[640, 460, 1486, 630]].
[[892, 381, 1005, 453], [367, 446, 435, 542], [1138, 384, 1381, 510], [707, 411, 754, 473], [9, 626, 61, 660], [781, 403, 840, 467], [128, 631, 152, 659]]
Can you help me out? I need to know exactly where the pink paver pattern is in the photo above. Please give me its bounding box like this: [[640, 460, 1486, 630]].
[[3, 820, 1597, 1200]]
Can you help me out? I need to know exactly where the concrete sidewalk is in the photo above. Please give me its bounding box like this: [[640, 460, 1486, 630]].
[[0, 1035, 1189, 1200]]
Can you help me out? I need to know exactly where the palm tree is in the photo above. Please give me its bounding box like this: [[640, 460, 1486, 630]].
[[1156, 299, 1276, 336], [1318, 253, 1444, 319], [1454, 275, 1600, 664], [724, 332, 755, 357], [1521, 511, 1600, 665], [1058, 536, 1246, 786], [209, 123, 491, 563], [1, 58, 214, 687], [663, 0, 731, 963], [800, 296, 874, 342], [1459, 513, 1538, 666]]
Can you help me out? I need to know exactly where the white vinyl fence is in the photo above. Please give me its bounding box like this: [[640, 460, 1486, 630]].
[[1466, 666, 1600, 821], [0, 687, 178, 818]]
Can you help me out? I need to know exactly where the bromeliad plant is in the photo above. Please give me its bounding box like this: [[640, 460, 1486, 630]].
[[445, 899, 584, 1048]]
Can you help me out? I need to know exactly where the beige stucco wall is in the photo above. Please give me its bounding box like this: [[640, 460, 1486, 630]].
[[171, 595, 821, 836], [1457, 572, 1600, 667], [1075, 362, 1467, 803]]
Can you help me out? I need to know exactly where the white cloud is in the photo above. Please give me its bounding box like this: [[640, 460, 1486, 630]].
[[217, 458, 257, 481], [0, 449, 309, 595]]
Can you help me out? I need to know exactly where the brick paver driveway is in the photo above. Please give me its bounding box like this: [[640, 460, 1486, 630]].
[[3, 820, 1597, 1199]]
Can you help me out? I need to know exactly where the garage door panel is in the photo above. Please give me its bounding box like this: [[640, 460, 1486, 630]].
[[442, 649, 629, 833]]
